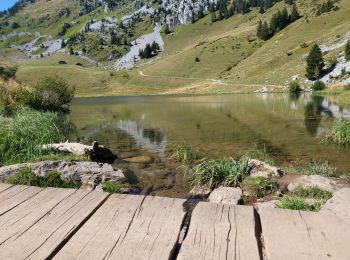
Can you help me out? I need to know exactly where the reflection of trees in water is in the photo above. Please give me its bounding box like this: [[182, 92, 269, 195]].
[[304, 96, 333, 136], [143, 128, 164, 145], [289, 92, 301, 102]]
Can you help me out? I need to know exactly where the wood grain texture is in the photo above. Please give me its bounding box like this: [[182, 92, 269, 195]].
[[0, 183, 13, 193], [0, 189, 108, 259], [177, 202, 261, 260], [0, 185, 43, 216], [259, 207, 350, 260], [54, 194, 186, 260]]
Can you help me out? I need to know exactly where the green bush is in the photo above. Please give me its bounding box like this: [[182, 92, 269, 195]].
[[345, 40, 350, 61], [190, 155, 251, 189], [276, 196, 321, 212], [0, 107, 68, 165], [242, 176, 277, 198], [289, 81, 302, 93], [325, 120, 350, 145], [7, 168, 81, 188], [25, 76, 75, 111], [312, 80, 326, 91], [0, 65, 17, 80]]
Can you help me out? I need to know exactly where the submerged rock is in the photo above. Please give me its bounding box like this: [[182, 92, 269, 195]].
[[0, 161, 125, 190], [287, 175, 340, 193], [124, 155, 153, 164], [208, 187, 242, 205], [248, 159, 284, 178]]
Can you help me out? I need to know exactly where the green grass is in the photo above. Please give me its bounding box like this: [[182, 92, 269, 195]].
[[190, 154, 251, 189], [170, 143, 198, 162], [292, 186, 332, 201], [7, 167, 81, 189], [325, 120, 350, 145], [0, 107, 70, 165], [102, 181, 128, 193], [288, 160, 337, 177], [242, 176, 277, 198], [276, 196, 322, 212]]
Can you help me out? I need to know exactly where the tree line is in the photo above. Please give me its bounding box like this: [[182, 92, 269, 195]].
[[139, 41, 160, 59]]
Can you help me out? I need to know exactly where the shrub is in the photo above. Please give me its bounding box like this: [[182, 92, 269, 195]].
[[25, 76, 75, 111], [276, 196, 321, 211], [325, 120, 350, 145], [7, 168, 81, 188], [242, 176, 277, 198], [0, 65, 17, 80], [343, 84, 350, 91], [289, 81, 302, 93], [0, 107, 68, 165], [171, 144, 198, 162], [346, 40, 350, 61], [190, 155, 251, 189], [195, 57, 200, 62], [312, 80, 326, 91]]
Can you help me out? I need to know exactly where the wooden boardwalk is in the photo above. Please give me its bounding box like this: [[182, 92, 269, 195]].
[[0, 184, 349, 260]]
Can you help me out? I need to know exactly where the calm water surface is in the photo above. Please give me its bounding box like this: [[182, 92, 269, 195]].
[[70, 93, 350, 197]]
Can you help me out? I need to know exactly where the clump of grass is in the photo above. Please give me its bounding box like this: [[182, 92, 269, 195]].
[[298, 160, 337, 177], [289, 81, 302, 93], [325, 120, 350, 145], [190, 154, 250, 189], [0, 107, 70, 165], [276, 196, 321, 212], [170, 143, 198, 162], [102, 181, 128, 193], [242, 176, 277, 198], [292, 186, 332, 201], [7, 167, 81, 189]]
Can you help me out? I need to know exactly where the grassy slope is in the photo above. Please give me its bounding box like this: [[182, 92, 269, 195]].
[[5, 0, 350, 96]]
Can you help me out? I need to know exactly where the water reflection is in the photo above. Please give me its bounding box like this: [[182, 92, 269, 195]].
[[117, 120, 167, 156]]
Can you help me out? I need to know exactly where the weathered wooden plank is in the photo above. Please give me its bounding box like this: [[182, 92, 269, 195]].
[[0, 187, 75, 246], [0, 183, 13, 193], [259, 208, 350, 260], [177, 202, 261, 260], [0, 189, 108, 259], [0, 185, 43, 215], [55, 194, 186, 260]]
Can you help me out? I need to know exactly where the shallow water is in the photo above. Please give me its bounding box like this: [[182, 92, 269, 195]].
[[70, 93, 350, 197]]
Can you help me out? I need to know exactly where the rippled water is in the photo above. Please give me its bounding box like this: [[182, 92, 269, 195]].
[[70, 93, 350, 197]]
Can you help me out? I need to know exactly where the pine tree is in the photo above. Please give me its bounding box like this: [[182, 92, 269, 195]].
[[345, 40, 350, 61], [261, 21, 270, 40], [61, 39, 66, 49], [290, 3, 300, 22], [211, 11, 217, 23], [110, 31, 118, 45], [259, 4, 265, 14], [256, 20, 263, 39], [306, 44, 324, 80], [69, 46, 74, 55]]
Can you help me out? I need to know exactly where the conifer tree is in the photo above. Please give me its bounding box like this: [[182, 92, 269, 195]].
[[290, 3, 300, 22], [345, 40, 350, 61], [306, 44, 324, 80]]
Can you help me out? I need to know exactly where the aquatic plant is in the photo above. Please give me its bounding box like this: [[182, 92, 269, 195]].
[[7, 167, 81, 189], [170, 143, 198, 162], [242, 176, 277, 198], [190, 155, 251, 189], [0, 107, 69, 165], [325, 120, 350, 145], [276, 196, 321, 212]]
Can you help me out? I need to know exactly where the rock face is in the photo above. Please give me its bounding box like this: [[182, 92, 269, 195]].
[[0, 161, 125, 190], [287, 175, 340, 192], [208, 187, 242, 205], [189, 186, 211, 198], [248, 159, 284, 178], [321, 188, 350, 223]]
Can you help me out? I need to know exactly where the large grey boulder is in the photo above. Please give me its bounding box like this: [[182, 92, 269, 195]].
[[208, 187, 242, 205], [0, 161, 125, 190], [287, 175, 340, 193], [248, 159, 284, 178], [321, 188, 350, 223]]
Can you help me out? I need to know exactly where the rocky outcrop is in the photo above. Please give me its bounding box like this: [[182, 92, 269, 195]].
[[287, 175, 341, 193], [321, 188, 350, 223], [248, 159, 284, 178], [208, 187, 242, 205], [0, 161, 125, 190]]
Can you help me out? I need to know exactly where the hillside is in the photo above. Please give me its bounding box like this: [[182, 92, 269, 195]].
[[0, 0, 349, 96]]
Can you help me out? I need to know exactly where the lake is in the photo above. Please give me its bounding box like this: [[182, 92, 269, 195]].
[[70, 93, 350, 197]]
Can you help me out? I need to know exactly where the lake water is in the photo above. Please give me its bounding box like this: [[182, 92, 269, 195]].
[[70, 93, 350, 197]]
